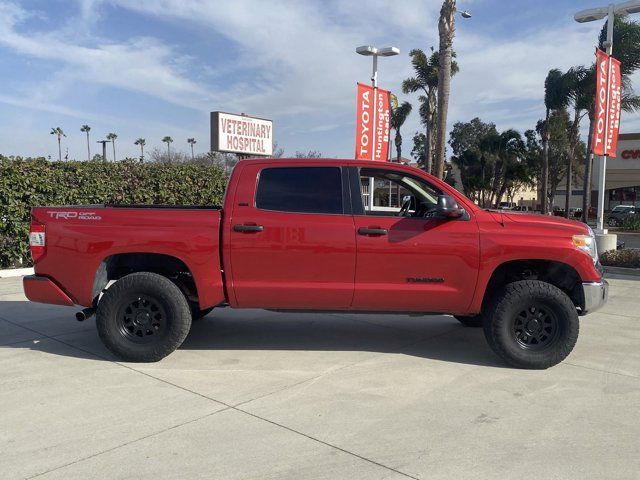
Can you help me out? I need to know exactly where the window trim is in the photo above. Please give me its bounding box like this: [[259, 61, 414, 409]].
[[254, 166, 348, 216], [349, 166, 469, 220]]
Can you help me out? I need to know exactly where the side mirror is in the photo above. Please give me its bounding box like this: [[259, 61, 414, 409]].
[[436, 195, 464, 219]]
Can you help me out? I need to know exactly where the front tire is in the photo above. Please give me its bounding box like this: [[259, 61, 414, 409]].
[[96, 272, 192, 362], [483, 280, 578, 369]]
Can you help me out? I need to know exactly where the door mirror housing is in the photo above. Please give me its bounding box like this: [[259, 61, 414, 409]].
[[436, 195, 464, 219]]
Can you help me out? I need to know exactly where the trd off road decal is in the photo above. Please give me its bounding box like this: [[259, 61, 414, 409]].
[[48, 211, 102, 220]]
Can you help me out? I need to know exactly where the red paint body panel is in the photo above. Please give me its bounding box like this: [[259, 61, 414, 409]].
[[30, 207, 225, 309], [223, 162, 356, 309], [351, 215, 479, 313], [23, 275, 74, 306], [25, 158, 603, 317]]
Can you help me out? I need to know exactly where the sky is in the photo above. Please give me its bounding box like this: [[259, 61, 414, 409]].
[[0, 0, 638, 161]]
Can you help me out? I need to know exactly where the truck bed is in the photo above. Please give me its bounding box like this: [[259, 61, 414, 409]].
[[31, 205, 225, 309]]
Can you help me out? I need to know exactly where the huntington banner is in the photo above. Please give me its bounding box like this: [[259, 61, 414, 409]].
[[355, 83, 391, 161], [592, 48, 622, 157]]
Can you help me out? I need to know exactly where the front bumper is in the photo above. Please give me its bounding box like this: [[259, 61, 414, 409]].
[[23, 275, 74, 306], [581, 279, 609, 315]]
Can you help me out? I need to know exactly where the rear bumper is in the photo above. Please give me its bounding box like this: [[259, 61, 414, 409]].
[[23, 275, 74, 306], [581, 279, 608, 315]]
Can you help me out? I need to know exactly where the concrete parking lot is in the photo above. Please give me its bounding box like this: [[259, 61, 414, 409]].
[[1, 275, 639, 480]]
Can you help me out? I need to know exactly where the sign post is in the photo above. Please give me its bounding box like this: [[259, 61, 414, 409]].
[[591, 46, 622, 233]]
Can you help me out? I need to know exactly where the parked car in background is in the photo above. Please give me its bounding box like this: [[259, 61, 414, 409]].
[[512, 205, 533, 213], [607, 205, 637, 227]]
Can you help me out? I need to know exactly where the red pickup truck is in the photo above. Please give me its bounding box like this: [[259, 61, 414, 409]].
[[24, 159, 608, 369]]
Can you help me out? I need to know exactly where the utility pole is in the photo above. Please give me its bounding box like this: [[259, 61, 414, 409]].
[[96, 140, 111, 162], [356, 45, 399, 212]]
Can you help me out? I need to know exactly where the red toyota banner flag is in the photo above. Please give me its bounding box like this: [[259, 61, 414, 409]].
[[355, 83, 391, 161], [592, 49, 609, 156], [606, 56, 622, 157], [591, 48, 622, 157], [355, 83, 374, 160], [373, 88, 391, 161]]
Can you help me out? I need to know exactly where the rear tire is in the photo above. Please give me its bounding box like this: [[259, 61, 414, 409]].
[[96, 272, 192, 362], [454, 314, 484, 328], [483, 280, 578, 369]]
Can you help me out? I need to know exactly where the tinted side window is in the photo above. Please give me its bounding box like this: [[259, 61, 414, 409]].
[[256, 167, 343, 214]]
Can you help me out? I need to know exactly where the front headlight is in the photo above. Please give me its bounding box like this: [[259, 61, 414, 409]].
[[573, 228, 598, 264]]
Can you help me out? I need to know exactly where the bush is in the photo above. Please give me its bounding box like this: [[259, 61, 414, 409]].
[[620, 215, 640, 232], [0, 156, 227, 268], [600, 248, 640, 268]]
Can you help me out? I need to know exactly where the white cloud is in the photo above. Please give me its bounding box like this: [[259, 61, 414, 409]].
[[0, 1, 210, 109], [0, 0, 638, 160]]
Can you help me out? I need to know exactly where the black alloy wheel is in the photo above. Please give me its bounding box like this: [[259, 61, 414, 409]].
[[97, 272, 192, 362], [483, 280, 579, 369], [512, 304, 559, 350], [117, 294, 167, 343]]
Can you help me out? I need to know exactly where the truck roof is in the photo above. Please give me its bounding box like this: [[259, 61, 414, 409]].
[[237, 157, 430, 173]]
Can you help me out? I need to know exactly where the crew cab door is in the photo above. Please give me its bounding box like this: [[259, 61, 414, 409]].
[[226, 164, 356, 309], [350, 166, 480, 313]]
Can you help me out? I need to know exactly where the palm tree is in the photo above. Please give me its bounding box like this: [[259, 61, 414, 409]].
[[390, 101, 412, 162], [50, 127, 66, 161], [106, 133, 118, 161], [162, 136, 174, 160], [134, 138, 146, 162], [187, 138, 197, 160], [561, 67, 591, 218], [80, 125, 91, 161], [402, 48, 458, 174], [541, 69, 568, 214], [434, 0, 458, 180]]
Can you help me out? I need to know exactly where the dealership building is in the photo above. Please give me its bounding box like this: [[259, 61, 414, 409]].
[[553, 132, 640, 211], [591, 132, 640, 208]]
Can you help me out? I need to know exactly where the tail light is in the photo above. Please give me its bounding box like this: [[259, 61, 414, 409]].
[[29, 220, 46, 263]]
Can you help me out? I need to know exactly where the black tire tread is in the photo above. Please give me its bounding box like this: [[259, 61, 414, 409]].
[[96, 272, 192, 362], [483, 280, 579, 369]]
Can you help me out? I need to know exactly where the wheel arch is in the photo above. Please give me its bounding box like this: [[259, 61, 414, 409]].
[[477, 259, 584, 314], [92, 252, 201, 308]]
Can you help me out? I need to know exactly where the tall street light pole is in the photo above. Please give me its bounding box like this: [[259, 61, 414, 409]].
[[356, 45, 399, 211], [97, 140, 111, 162], [574, 1, 640, 234]]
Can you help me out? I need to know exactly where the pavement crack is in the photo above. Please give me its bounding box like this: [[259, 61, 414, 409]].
[[564, 361, 639, 380], [19, 329, 421, 480], [26, 408, 229, 479]]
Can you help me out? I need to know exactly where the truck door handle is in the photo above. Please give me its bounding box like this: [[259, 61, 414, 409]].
[[358, 227, 388, 236], [233, 224, 264, 233]]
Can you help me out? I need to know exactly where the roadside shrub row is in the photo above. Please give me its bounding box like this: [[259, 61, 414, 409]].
[[600, 248, 640, 269], [620, 216, 640, 232], [0, 156, 227, 268]]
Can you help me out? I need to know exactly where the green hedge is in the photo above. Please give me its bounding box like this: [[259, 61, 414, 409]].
[[600, 248, 640, 268], [0, 156, 228, 268]]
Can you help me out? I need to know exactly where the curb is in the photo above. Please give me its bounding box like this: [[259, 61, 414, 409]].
[[0, 267, 34, 278], [603, 265, 640, 277]]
